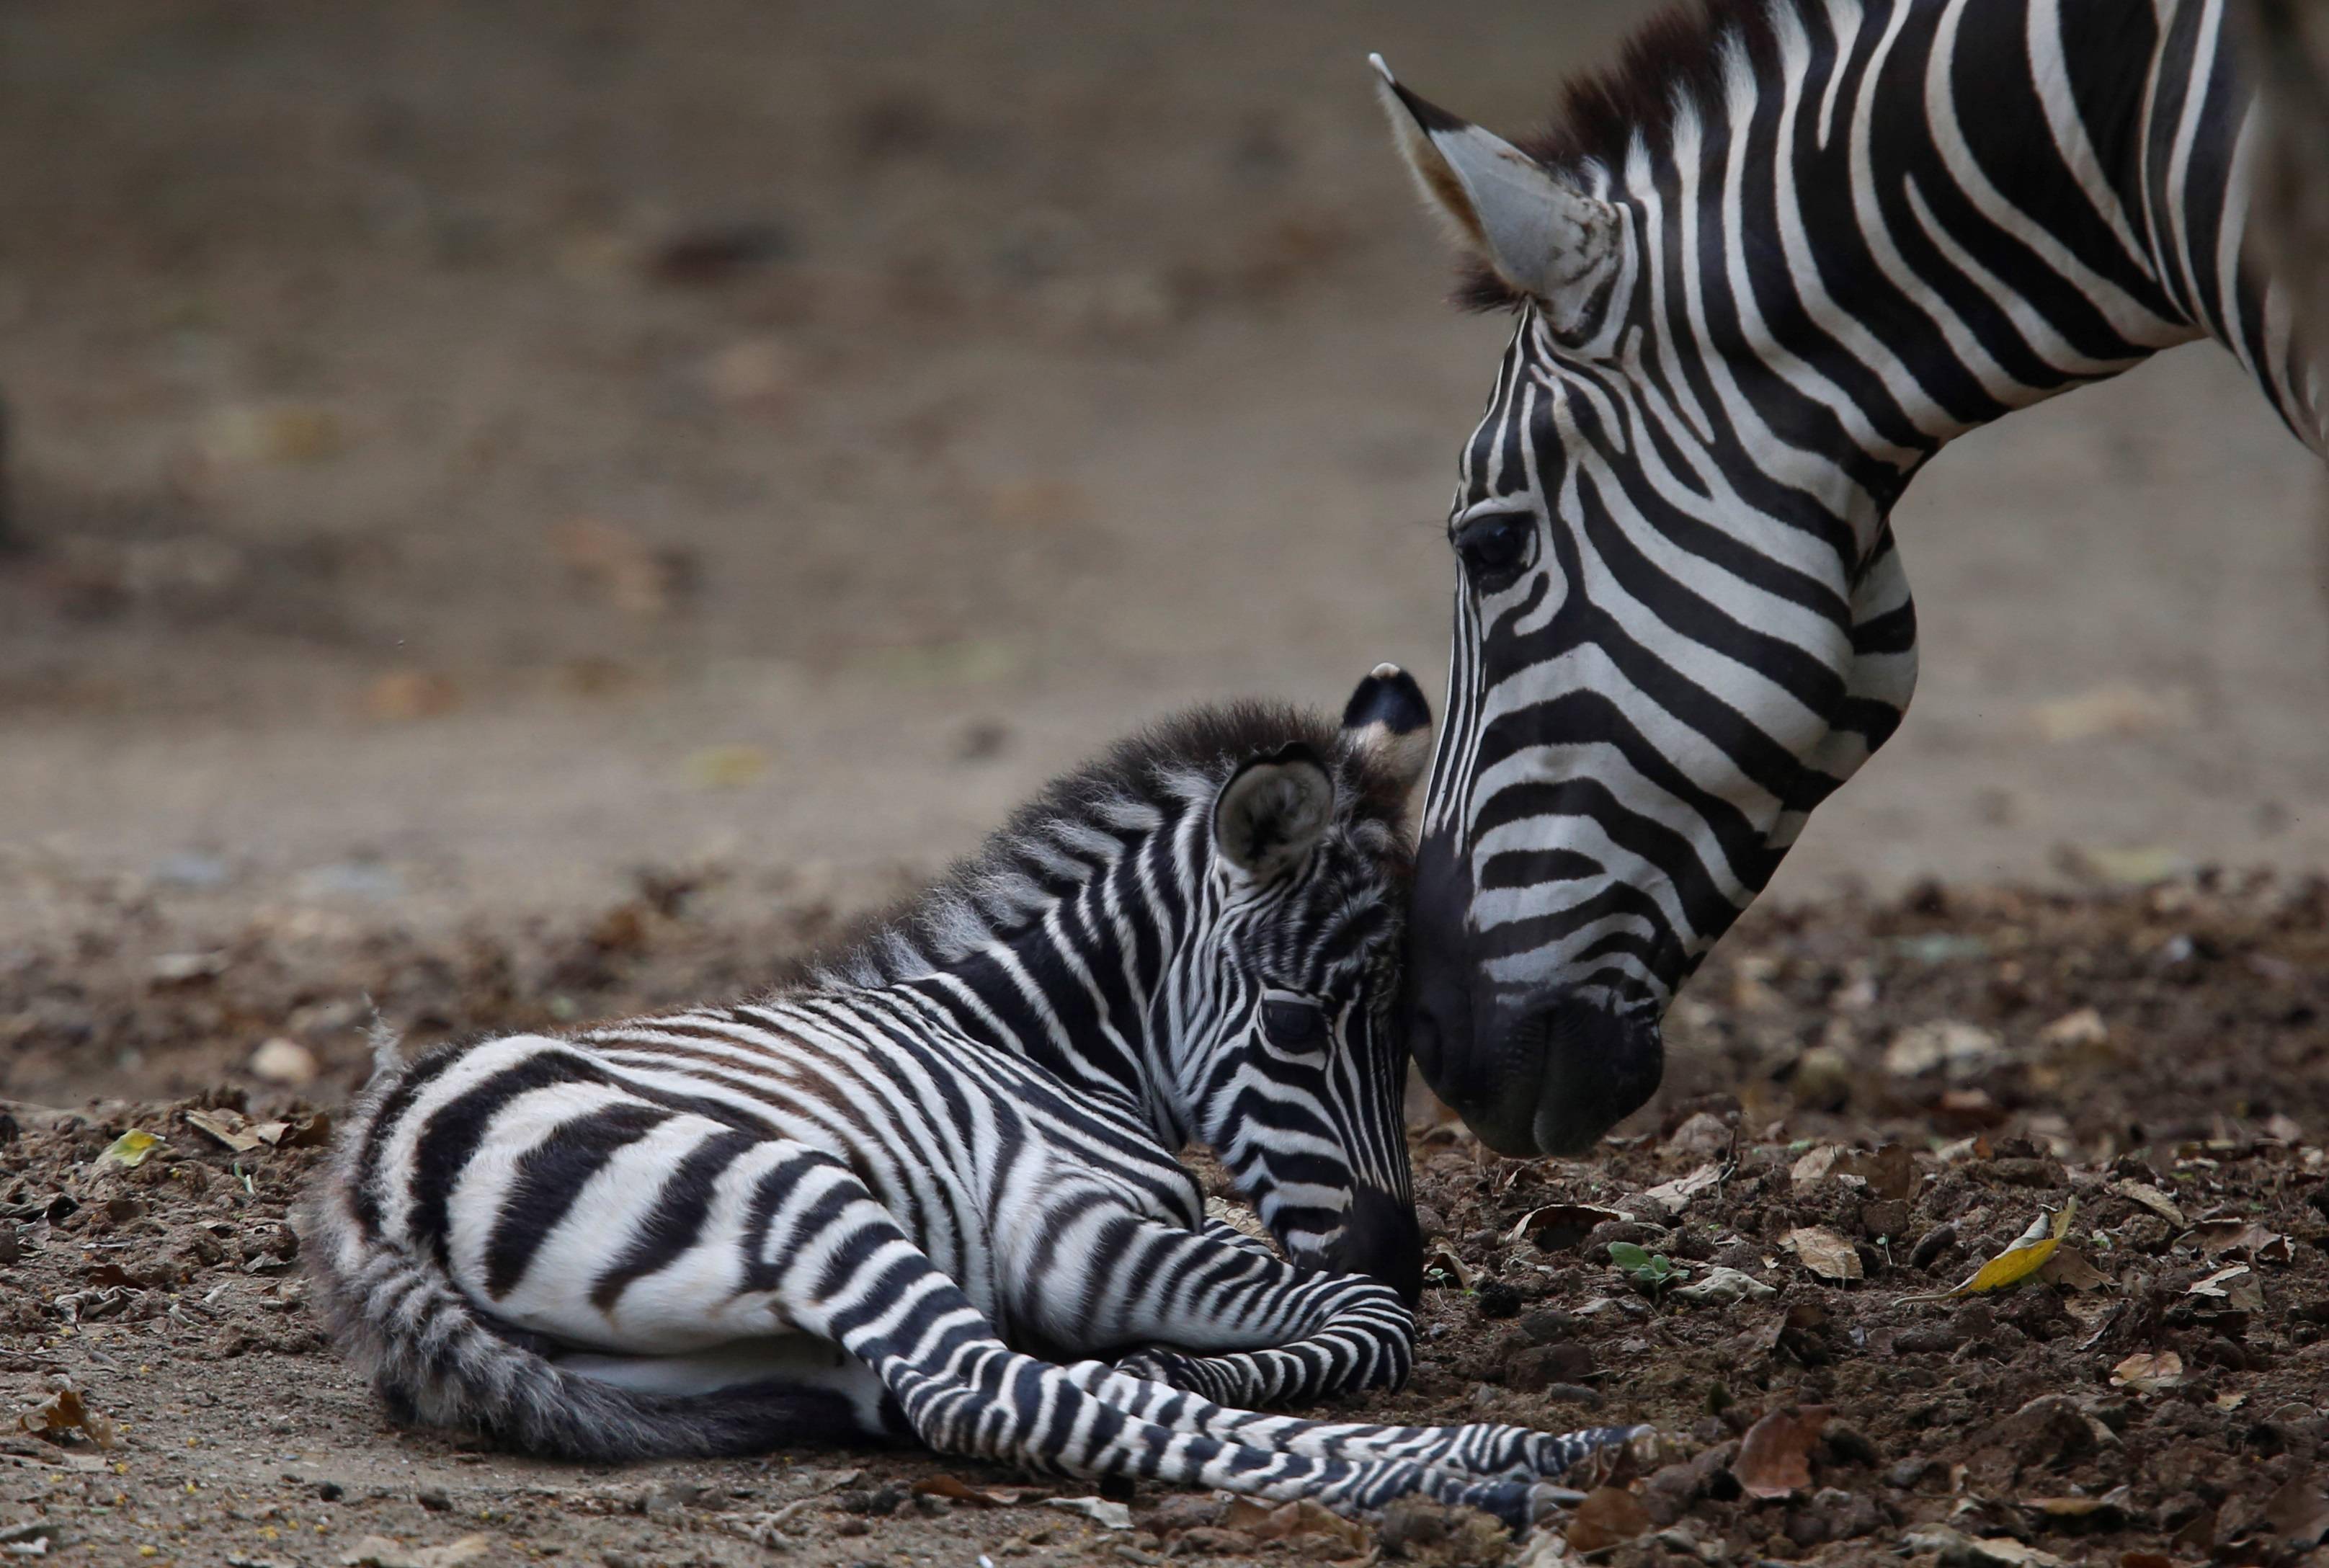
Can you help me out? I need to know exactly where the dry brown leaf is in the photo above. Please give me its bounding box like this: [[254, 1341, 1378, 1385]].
[[1224, 1498, 1368, 1556], [2263, 1475, 2329, 1549], [911, 1474, 1028, 1507], [1732, 1404, 1832, 1500], [1043, 1495, 1131, 1530], [2186, 1264, 2265, 1312], [2034, 1245, 2110, 1291], [2025, 1496, 2116, 1520], [2189, 1218, 2292, 1262], [1505, 1203, 1630, 1250], [1840, 1144, 1920, 1202], [1799, 1143, 1920, 1200], [285, 1110, 334, 1147], [1664, 1110, 1733, 1157], [15, 1387, 114, 1449], [2109, 1350, 2185, 1392], [1789, 1144, 1843, 1185], [1784, 1225, 1863, 1280], [182, 1107, 263, 1154], [2111, 1180, 2186, 1228], [1564, 1486, 1653, 1552], [1422, 1241, 1474, 1290], [1639, 1161, 1724, 1218]]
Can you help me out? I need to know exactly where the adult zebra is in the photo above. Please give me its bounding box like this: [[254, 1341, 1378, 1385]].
[[1370, 0, 2322, 1157]]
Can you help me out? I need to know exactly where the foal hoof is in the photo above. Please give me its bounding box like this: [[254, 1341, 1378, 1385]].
[[1539, 1422, 1656, 1480]]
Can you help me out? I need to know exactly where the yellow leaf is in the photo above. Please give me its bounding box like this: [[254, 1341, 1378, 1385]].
[[1902, 1200, 2075, 1304], [97, 1131, 162, 1169]]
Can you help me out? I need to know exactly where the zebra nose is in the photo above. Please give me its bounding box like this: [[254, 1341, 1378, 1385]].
[[1319, 1186, 1423, 1307], [1513, 998, 1665, 1156]]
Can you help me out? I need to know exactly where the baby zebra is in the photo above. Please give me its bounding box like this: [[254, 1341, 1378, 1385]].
[[303, 666, 1635, 1523]]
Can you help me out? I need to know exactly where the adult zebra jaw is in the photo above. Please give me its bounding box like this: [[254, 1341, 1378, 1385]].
[[1368, 54, 1619, 318]]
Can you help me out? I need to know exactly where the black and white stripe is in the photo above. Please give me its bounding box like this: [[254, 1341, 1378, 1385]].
[[302, 666, 1635, 1523], [1374, 0, 2320, 1158]]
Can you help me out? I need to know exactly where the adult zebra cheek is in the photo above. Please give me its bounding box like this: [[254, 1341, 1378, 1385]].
[[1404, 828, 1664, 1158]]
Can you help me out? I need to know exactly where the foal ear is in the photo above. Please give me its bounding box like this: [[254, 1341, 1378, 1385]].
[[1214, 744, 1336, 885], [1368, 54, 1621, 323], [1340, 662, 1433, 794]]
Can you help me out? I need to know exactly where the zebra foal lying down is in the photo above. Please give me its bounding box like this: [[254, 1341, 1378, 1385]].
[[302, 665, 1636, 1523]]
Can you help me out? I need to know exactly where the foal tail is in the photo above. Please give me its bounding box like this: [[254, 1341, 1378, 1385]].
[[296, 1040, 863, 1461]]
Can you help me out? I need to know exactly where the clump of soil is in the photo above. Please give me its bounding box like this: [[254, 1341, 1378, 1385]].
[[3, 872, 2328, 1565]]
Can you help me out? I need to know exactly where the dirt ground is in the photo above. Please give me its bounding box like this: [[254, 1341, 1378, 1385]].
[[4, 1, 2329, 1565], [6, 871, 2329, 1567]]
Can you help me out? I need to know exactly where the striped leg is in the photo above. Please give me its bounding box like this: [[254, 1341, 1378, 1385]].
[[1059, 1363, 1644, 1489], [775, 1162, 1549, 1523], [1014, 1211, 1412, 1404], [1201, 1215, 1278, 1255], [1014, 1216, 1639, 1485]]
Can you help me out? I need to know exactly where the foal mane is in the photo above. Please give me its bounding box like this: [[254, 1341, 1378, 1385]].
[[1454, 0, 1792, 313], [803, 701, 1415, 989]]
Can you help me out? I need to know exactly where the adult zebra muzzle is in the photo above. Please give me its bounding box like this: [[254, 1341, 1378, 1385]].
[[1476, 997, 1663, 1158], [1406, 845, 1667, 1157]]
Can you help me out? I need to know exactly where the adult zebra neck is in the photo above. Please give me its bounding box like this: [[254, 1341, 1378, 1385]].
[[1380, 0, 2317, 1157]]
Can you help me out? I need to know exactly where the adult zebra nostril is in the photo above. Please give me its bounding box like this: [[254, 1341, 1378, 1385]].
[[1528, 1001, 1664, 1156]]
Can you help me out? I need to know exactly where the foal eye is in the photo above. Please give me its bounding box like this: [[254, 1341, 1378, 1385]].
[[1452, 511, 1533, 590], [1260, 999, 1326, 1048]]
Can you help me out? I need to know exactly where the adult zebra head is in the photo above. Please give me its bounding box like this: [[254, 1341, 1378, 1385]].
[[1369, 0, 2310, 1157], [1369, 43, 1927, 1157]]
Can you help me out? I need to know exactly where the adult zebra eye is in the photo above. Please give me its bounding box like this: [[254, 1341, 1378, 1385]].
[[1260, 999, 1325, 1049], [1452, 511, 1533, 590]]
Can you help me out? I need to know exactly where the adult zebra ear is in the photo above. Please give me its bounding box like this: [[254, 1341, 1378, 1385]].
[[1369, 55, 1620, 327], [1214, 744, 1336, 886], [1340, 662, 1433, 795]]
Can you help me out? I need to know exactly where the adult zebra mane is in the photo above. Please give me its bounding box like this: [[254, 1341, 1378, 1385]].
[[804, 700, 1415, 989], [1454, 0, 1791, 313]]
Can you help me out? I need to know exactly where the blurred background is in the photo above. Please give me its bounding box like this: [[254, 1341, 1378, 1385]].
[[2, 0, 2325, 946]]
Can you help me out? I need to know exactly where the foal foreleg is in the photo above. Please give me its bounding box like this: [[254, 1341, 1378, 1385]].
[[1061, 1361, 1647, 1489], [1021, 1219, 1638, 1484], [1025, 1213, 1412, 1404], [770, 1165, 1546, 1524]]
